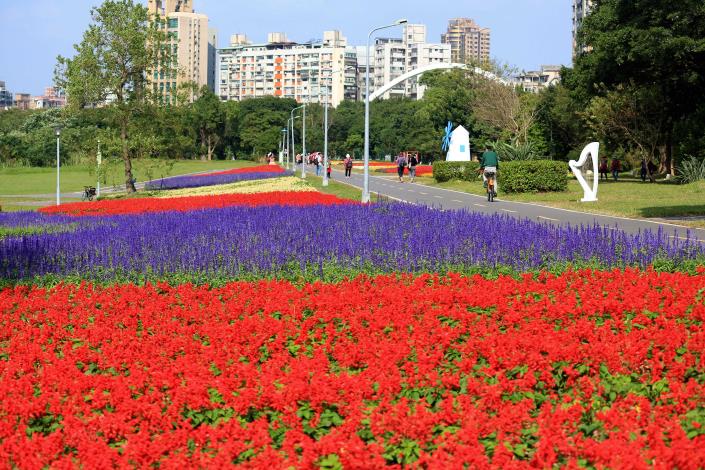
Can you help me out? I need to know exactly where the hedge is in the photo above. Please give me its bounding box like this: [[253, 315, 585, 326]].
[[500, 160, 568, 193], [432, 161, 480, 182]]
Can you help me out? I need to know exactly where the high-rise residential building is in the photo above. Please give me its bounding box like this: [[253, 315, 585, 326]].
[[207, 28, 218, 92], [148, 0, 215, 102], [572, 0, 593, 58], [372, 24, 451, 100], [217, 24, 449, 106], [0, 81, 13, 110], [373, 37, 407, 99], [355, 45, 372, 102], [441, 18, 491, 64], [217, 31, 357, 107]]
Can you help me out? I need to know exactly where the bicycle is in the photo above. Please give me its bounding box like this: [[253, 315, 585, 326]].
[[483, 169, 497, 202], [82, 186, 97, 202]]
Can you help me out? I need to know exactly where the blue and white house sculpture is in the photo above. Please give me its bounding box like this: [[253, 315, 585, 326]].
[[445, 125, 471, 162]]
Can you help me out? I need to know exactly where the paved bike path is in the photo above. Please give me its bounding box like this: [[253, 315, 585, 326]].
[[330, 168, 705, 243]]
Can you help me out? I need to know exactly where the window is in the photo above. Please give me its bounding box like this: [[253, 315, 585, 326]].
[[168, 18, 178, 29]]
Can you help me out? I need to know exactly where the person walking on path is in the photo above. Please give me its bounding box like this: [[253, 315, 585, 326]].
[[599, 157, 609, 181], [408, 154, 418, 183], [640, 160, 648, 182], [326, 161, 332, 180], [314, 154, 322, 176], [647, 160, 657, 182], [611, 158, 621, 181], [395, 153, 408, 182], [344, 154, 353, 178]]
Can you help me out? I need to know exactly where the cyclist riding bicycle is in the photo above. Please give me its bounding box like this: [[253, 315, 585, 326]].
[[480, 148, 499, 195]]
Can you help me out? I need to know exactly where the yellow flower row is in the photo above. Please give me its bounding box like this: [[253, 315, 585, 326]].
[[155, 176, 313, 198]]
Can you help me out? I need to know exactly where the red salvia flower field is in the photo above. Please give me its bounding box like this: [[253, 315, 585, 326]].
[[39, 191, 354, 217], [2, 269, 705, 468]]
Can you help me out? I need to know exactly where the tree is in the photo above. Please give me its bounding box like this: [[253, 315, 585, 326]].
[[191, 86, 225, 160], [586, 85, 666, 174], [418, 68, 475, 132], [472, 78, 539, 145], [238, 97, 296, 159], [532, 81, 589, 160], [573, 0, 705, 175], [55, 0, 172, 192]]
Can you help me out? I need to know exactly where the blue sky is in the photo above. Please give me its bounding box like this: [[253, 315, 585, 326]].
[[0, 0, 573, 95]]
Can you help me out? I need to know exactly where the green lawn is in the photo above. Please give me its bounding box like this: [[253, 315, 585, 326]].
[[0, 160, 258, 196], [418, 174, 705, 227], [303, 173, 394, 202], [0, 160, 259, 211]]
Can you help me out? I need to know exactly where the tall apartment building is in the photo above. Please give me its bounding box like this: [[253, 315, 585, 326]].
[[372, 24, 451, 100], [218, 31, 357, 107], [373, 37, 407, 99], [148, 0, 216, 101], [355, 45, 371, 102], [0, 81, 13, 110], [572, 0, 593, 58], [218, 24, 449, 106], [441, 18, 491, 64]]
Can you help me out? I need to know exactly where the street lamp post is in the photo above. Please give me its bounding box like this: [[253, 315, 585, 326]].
[[323, 89, 329, 186], [322, 65, 356, 187], [278, 131, 283, 164], [288, 117, 293, 171], [96, 138, 102, 198], [283, 127, 289, 169], [301, 104, 307, 179], [363, 19, 407, 202], [279, 128, 287, 164], [55, 127, 62, 206], [290, 106, 304, 171], [289, 116, 300, 171]]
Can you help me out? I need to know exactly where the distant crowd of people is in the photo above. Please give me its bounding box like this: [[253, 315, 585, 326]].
[[293, 152, 332, 178], [599, 156, 658, 182]]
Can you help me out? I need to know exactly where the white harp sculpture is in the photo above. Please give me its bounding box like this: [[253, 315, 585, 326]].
[[569, 142, 600, 202]]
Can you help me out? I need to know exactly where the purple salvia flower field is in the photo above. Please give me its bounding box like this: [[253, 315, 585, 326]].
[[1, 203, 701, 283], [144, 170, 294, 191]]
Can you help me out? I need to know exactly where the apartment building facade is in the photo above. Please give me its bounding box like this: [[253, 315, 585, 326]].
[[148, 0, 215, 101], [515, 65, 562, 93], [373, 24, 451, 100], [441, 18, 491, 64], [14, 93, 31, 110], [572, 0, 593, 58], [32, 87, 67, 109], [218, 24, 449, 106], [0, 81, 12, 110], [218, 31, 356, 107]]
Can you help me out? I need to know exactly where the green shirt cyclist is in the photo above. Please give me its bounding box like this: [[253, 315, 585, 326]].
[[480, 148, 499, 193], [480, 149, 499, 169]]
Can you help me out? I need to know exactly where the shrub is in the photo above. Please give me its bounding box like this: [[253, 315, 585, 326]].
[[500, 160, 568, 193], [493, 141, 538, 161], [432, 161, 479, 182], [677, 156, 705, 184]]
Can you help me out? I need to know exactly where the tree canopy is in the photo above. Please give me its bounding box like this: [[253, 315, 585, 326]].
[[570, 0, 705, 173], [55, 0, 171, 192]]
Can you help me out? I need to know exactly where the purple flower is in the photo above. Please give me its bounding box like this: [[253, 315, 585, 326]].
[[1, 204, 702, 283]]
